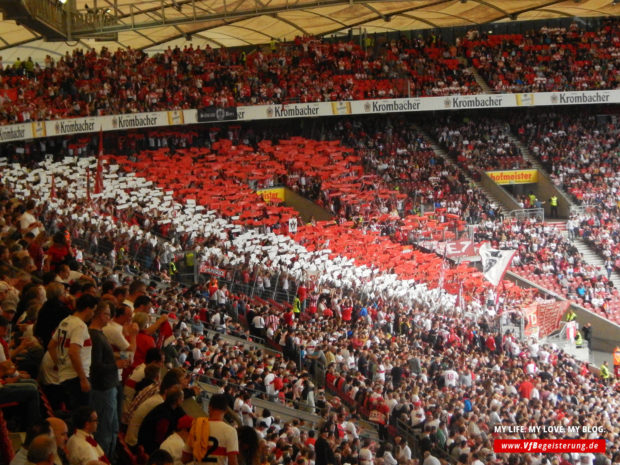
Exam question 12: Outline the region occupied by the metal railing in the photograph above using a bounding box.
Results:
[506,207,544,222]
[23,0,67,31]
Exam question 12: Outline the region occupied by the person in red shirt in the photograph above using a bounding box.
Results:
[518,378,534,399]
[283,308,295,328]
[485,334,496,353]
[341,304,353,322]
[47,231,72,272]
[132,312,156,368]
[297,283,307,311]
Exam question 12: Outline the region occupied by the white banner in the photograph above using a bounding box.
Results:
[479,242,516,287]
[0,89,617,143]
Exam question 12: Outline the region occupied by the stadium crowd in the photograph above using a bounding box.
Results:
[514,111,620,281]
[461,18,620,93]
[428,116,530,177]
[0,159,619,465]
[0,18,618,125]
[0,35,478,125]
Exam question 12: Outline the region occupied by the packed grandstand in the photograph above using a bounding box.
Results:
[0,12,619,465]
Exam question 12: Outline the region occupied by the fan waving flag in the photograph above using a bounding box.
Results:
[479,242,516,287]
[94,127,104,195]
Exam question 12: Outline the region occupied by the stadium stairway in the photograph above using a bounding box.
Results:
[506,133,575,208]
[507,132,620,292]
[415,124,509,214]
[572,237,620,292]
[467,66,494,94]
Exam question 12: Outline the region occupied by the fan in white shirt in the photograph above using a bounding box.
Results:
[160,415,193,465]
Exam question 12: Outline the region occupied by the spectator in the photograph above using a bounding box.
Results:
[89,299,130,459]
[66,406,109,465]
[138,385,185,454]
[160,414,193,465]
[182,394,239,465]
[26,435,57,465]
[46,294,99,410]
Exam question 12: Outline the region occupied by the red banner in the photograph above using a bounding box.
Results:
[199,263,226,277]
[537,300,570,338]
[419,239,475,258]
[522,304,538,338]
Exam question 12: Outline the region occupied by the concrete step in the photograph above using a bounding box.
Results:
[573,237,620,290]
[506,133,575,208]
[416,125,507,214]
[467,66,493,93]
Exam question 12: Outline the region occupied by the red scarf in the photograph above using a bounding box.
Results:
[85,435,110,464]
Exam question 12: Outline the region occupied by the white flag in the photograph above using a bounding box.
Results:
[479,242,516,287]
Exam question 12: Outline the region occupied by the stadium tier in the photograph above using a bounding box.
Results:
[0,14,619,465]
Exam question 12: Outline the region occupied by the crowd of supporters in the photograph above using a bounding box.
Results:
[428,116,529,177]
[0,160,619,465]
[514,111,620,280]
[0,35,477,125]
[0,18,618,125]
[460,18,620,93]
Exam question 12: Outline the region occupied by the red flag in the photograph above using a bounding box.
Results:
[95,127,104,195]
[50,175,56,200]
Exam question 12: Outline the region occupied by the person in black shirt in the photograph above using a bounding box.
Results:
[314,427,336,465]
[138,385,185,454]
[89,300,130,460]
[34,282,71,349]
[582,322,592,349]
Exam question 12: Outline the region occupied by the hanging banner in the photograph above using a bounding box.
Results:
[479,242,516,287]
[522,303,539,338]
[536,300,570,338]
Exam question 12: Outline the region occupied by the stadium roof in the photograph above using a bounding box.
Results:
[0,0,618,60]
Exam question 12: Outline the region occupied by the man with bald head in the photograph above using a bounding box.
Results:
[27,435,57,465]
[47,417,69,465]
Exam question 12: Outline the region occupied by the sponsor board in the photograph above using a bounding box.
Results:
[197,106,238,122]
[265,103,322,118]
[550,91,611,105]
[331,101,352,115]
[111,113,161,130]
[0,124,29,142]
[362,98,422,113]
[52,117,97,135]
[444,95,504,109]
[487,169,538,185]
[256,187,285,204]
[167,110,184,125]
[32,121,46,138]
[516,93,535,106]
[0,89,617,144]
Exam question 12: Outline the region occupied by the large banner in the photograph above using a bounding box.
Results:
[487,169,538,185]
[418,239,476,258]
[0,89,618,144]
[536,300,570,338]
[522,299,569,339]
[479,242,516,287]
[523,303,539,338]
